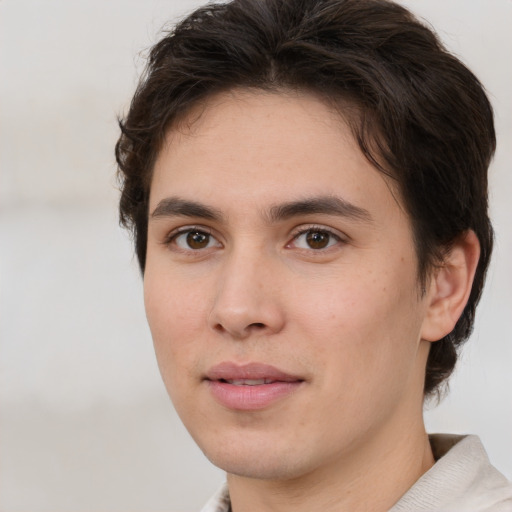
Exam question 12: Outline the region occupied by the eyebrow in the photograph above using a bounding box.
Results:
[267,196,373,224]
[150,195,372,224]
[151,197,224,221]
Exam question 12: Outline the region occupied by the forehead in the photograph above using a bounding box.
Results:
[159,88,356,168]
[150,89,402,222]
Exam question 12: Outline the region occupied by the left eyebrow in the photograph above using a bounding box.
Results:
[150,197,224,221]
[266,196,373,224]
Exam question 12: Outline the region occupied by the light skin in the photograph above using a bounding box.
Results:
[144,89,480,512]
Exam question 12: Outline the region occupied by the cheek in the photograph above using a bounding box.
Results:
[144,271,210,383]
[292,267,423,385]
[295,285,424,438]
[144,262,212,329]
[293,268,407,335]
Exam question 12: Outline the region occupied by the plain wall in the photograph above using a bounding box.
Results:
[1,1,511,511]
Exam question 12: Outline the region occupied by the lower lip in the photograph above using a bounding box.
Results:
[206,380,302,410]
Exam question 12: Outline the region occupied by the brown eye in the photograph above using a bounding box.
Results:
[186,231,210,249]
[171,229,221,251]
[305,230,331,249]
[289,228,341,251]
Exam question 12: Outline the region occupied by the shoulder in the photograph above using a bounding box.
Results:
[391,434,512,512]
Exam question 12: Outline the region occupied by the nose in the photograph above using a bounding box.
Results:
[208,249,285,340]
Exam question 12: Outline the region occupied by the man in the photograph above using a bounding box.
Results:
[116,0,512,510]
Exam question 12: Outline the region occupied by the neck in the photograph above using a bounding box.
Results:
[227,408,434,512]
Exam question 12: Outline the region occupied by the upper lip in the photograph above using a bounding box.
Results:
[205,362,303,383]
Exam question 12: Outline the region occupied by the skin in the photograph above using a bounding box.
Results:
[144,89,479,512]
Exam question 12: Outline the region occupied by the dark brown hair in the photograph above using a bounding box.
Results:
[116,0,495,396]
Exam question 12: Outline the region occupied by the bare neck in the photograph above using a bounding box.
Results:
[227,416,434,512]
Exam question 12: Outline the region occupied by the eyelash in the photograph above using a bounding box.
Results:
[163,226,218,251]
[288,225,344,251]
[163,225,345,252]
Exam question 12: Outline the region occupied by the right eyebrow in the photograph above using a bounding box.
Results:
[150,197,224,222]
[267,195,373,224]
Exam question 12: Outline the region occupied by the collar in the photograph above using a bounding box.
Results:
[200,435,512,512]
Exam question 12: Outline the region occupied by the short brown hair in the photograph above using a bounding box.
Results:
[116,0,495,396]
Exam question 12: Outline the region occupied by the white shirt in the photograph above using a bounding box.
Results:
[200,434,512,512]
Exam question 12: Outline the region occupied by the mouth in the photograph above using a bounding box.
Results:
[204,362,304,410]
[218,378,281,386]
[205,361,303,382]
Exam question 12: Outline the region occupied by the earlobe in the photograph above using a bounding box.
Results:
[421,230,480,342]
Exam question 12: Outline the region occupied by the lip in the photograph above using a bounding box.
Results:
[204,362,304,411]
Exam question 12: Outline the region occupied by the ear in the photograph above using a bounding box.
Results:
[421,230,481,342]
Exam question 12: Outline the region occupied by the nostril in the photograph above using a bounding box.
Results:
[249,322,266,329]
[213,323,225,333]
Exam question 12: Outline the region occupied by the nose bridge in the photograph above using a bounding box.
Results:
[209,241,284,339]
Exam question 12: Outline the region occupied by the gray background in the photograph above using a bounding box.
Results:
[1,1,511,511]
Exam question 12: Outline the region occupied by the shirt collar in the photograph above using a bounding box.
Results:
[200,435,512,512]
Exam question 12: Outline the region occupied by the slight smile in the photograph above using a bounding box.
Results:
[205,362,305,411]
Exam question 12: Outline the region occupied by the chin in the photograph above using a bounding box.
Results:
[196,431,318,481]
[206,449,304,480]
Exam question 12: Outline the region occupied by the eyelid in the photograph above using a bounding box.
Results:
[160,223,346,251]
[163,225,222,249]
[164,224,210,241]
[287,224,347,249]
[290,224,346,239]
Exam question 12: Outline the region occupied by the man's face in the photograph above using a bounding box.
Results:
[144,90,433,480]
